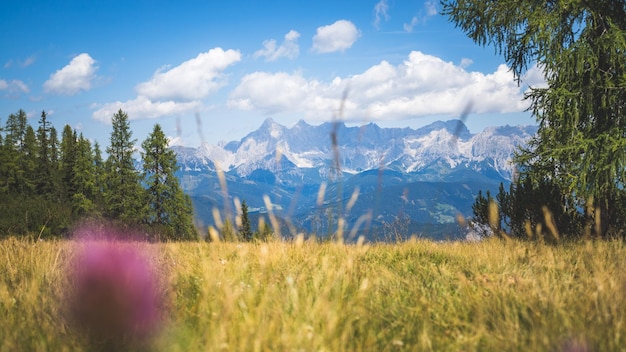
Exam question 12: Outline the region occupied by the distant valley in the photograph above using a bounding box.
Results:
[173,118,538,241]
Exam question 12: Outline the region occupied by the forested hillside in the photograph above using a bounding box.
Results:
[0,109,196,240]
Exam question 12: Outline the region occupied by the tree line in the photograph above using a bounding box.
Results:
[443,1,626,239]
[0,109,196,240]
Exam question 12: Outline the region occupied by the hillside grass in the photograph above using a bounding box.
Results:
[1,237,625,351]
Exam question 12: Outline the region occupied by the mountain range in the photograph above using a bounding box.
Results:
[173,118,538,241]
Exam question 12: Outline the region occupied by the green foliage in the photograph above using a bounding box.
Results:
[0,108,198,239]
[472,179,585,241]
[443,0,626,237]
[36,111,55,196]
[104,109,147,225]
[71,135,97,217]
[141,124,197,240]
[221,218,237,242]
[254,217,274,242]
[238,200,253,241]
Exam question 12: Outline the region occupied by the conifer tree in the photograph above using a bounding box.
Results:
[20,126,38,195]
[92,141,105,210]
[59,125,77,201]
[239,200,253,242]
[104,109,146,224]
[71,134,97,216]
[36,110,55,196]
[141,123,196,240]
[2,110,28,194]
[444,0,626,237]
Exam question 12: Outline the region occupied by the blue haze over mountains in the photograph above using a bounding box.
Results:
[173,118,538,241]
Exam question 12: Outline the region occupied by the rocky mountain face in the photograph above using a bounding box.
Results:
[173,118,537,241]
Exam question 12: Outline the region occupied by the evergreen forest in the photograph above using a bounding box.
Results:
[0,108,197,240]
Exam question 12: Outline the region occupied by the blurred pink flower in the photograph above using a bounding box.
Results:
[69,231,162,348]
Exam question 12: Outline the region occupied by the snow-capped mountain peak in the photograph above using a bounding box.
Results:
[175,118,537,184]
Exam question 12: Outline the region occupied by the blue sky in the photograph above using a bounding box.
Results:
[0,0,542,148]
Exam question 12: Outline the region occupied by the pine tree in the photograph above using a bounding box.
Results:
[20,126,38,195]
[443,1,626,237]
[141,123,196,240]
[238,200,253,242]
[36,110,55,196]
[59,125,77,201]
[92,141,105,210]
[104,109,146,224]
[2,110,29,194]
[71,134,97,216]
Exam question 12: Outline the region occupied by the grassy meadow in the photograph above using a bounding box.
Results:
[1,236,625,351]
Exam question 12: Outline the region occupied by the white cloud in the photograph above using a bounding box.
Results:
[522,64,548,89]
[228,71,346,115]
[93,47,242,123]
[312,20,360,54]
[404,1,438,32]
[92,96,201,123]
[136,48,241,101]
[403,17,419,33]
[167,136,185,147]
[254,30,300,61]
[373,0,390,29]
[21,56,36,68]
[424,0,438,16]
[44,53,97,95]
[228,51,533,121]
[459,58,473,68]
[0,79,30,94]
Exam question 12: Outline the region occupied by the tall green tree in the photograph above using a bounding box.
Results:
[105,109,146,224]
[20,126,38,195]
[238,200,253,242]
[1,110,29,194]
[443,0,626,237]
[59,125,77,201]
[71,134,97,216]
[36,110,55,196]
[92,141,105,210]
[141,123,196,240]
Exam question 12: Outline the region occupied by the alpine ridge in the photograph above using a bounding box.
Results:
[173,118,538,240]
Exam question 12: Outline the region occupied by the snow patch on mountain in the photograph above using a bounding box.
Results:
[174,118,537,183]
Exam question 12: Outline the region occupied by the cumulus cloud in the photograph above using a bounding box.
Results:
[44,53,97,95]
[93,47,241,122]
[0,79,30,94]
[254,30,300,61]
[92,96,201,123]
[136,48,241,101]
[404,1,438,32]
[373,0,390,29]
[312,20,360,54]
[228,51,533,121]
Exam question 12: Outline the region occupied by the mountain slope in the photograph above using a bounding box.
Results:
[173,118,537,240]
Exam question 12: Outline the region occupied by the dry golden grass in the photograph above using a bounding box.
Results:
[1,237,625,351]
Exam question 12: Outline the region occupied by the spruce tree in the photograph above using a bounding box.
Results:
[92,141,105,211]
[2,110,29,194]
[104,109,146,224]
[59,125,77,201]
[20,126,38,195]
[141,123,196,240]
[71,134,97,216]
[239,200,253,242]
[36,110,54,196]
